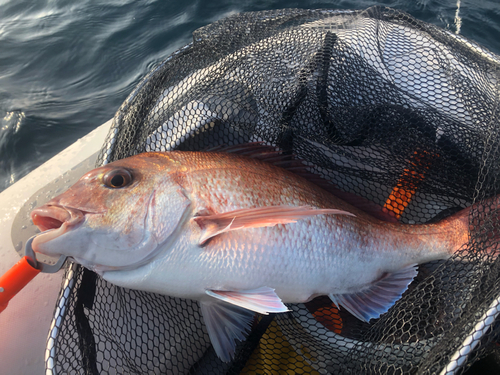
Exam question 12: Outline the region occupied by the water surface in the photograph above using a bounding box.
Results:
[0,0,498,191]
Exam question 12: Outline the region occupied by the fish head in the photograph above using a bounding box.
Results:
[30,153,191,274]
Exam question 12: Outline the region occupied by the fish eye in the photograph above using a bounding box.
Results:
[103,169,133,188]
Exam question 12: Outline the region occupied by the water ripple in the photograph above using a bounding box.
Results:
[0,0,498,192]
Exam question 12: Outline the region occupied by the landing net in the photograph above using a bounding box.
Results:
[45,7,500,374]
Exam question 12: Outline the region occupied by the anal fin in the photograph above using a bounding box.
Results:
[329,265,418,322]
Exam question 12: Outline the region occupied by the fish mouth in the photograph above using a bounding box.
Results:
[31,205,86,250]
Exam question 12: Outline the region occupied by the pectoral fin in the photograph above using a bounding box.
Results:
[329,265,418,322]
[193,205,354,244]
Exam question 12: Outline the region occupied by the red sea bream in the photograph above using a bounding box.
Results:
[30,147,470,361]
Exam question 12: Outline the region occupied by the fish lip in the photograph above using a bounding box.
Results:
[32,205,80,229]
[30,205,97,251]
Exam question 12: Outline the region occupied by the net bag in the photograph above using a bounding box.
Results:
[44,6,500,374]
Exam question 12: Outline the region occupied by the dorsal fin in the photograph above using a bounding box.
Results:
[207,143,399,223]
[204,142,280,156]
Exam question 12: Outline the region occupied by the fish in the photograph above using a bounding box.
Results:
[30,145,471,362]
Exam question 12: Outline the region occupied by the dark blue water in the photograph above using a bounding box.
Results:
[0,0,499,192]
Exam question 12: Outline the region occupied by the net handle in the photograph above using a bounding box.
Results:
[0,256,41,313]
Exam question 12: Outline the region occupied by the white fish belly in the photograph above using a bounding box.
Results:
[104,215,414,303]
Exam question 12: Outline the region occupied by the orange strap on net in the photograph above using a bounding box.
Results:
[305,149,438,335]
[0,256,41,313]
[384,150,438,219]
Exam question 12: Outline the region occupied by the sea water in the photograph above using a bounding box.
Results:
[0,0,499,192]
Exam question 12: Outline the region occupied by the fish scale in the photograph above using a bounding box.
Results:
[30,149,471,362]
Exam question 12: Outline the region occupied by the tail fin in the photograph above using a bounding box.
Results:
[437,195,500,258]
[459,195,500,257]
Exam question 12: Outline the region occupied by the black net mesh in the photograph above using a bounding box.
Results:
[45,6,500,374]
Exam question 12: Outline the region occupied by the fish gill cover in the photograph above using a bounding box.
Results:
[45,6,500,375]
